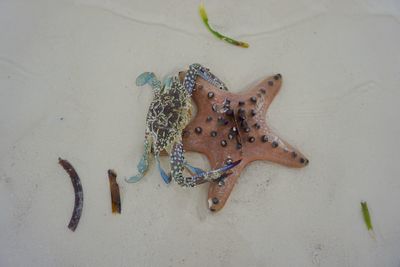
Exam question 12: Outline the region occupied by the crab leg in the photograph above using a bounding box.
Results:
[170,142,241,187]
[155,154,172,184]
[136,72,162,92]
[184,63,228,95]
[183,161,205,176]
[126,134,152,183]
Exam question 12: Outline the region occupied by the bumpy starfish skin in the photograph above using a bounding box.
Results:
[181,72,309,212]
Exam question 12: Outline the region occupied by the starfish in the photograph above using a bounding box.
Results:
[180,72,309,212]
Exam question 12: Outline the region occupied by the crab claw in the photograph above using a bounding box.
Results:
[217,159,241,173]
[170,142,241,187]
[192,159,241,186]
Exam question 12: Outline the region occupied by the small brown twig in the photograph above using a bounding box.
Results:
[108,169,121,214]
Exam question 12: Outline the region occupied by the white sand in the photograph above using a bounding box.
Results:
[1,0,400,266]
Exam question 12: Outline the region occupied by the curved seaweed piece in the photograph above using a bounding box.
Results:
[58,158,83,231]
[199,3,249,48]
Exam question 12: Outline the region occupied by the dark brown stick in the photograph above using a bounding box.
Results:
[58,157,83,231]
[108,169,121,214]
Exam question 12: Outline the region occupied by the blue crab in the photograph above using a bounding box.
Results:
[127,64,241,187]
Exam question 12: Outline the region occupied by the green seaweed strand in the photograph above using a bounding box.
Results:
[361,201,373,231]
[199,3,249,48]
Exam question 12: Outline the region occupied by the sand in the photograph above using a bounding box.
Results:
[1,0,400,266]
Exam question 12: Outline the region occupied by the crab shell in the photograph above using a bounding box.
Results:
[146,76,192,155]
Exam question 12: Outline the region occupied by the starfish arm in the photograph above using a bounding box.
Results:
[249,129,309,168]
[207,161,247,212]
[193,148,246,212]
[246,74,283,111]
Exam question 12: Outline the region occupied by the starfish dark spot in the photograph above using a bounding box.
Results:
[195,127,202,134]
[212,197,220,205]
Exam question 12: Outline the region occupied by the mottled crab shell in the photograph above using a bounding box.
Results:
[146,77,192,154]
